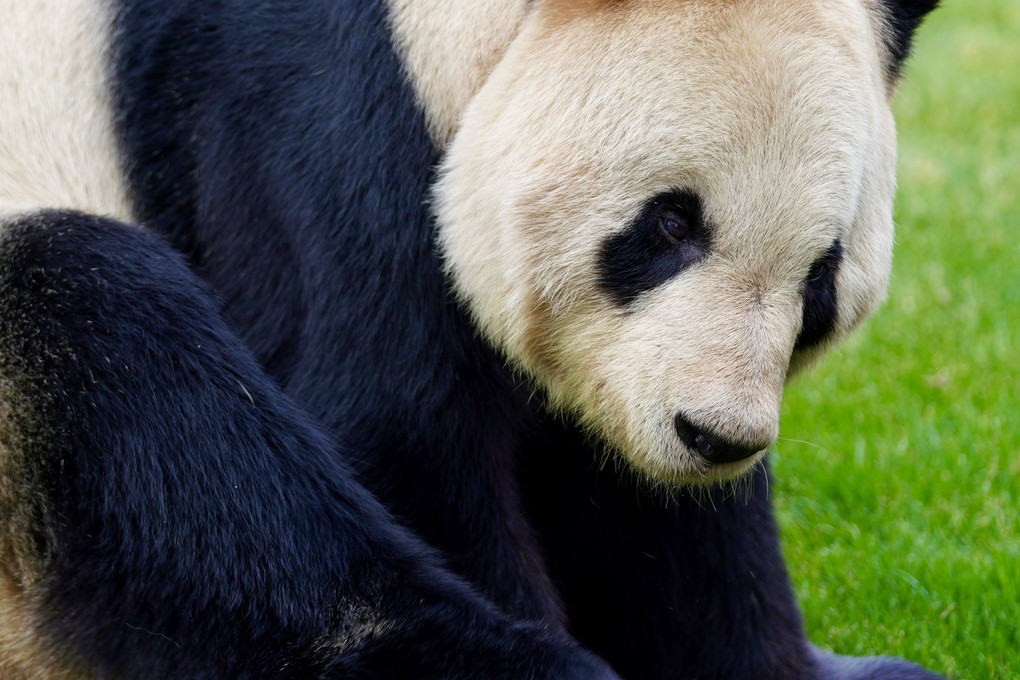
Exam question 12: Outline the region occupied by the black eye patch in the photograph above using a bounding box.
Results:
[794,239,843,351]
[597,189,712,307]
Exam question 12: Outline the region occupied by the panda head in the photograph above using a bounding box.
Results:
[433,0,937,484]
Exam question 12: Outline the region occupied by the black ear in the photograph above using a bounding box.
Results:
[881,0,940,78]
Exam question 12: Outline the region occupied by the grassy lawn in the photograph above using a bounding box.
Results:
[773,2,1020,679]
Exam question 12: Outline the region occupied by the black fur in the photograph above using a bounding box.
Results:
[880,0,941,79]
[0,211,616,680]
[522,425,944,680]
[113,0,565,626]
[598,189,711,307]
[795,239,843,351]
[103,1,945,678]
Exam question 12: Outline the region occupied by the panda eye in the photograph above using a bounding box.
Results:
[657,213,688,243]
[806,261,828,282]
[804,241,841,285]
[795,239,843,351]
[597,188,711,306]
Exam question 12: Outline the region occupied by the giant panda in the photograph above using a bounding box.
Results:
[0,0,945,679]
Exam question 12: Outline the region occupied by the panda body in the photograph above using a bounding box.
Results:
[0,0,945,679]
[0,212,616,680]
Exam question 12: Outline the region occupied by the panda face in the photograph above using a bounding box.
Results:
[435,0,898,484]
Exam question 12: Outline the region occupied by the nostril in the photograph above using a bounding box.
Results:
[673,413,710,457]
[673,412,766,465]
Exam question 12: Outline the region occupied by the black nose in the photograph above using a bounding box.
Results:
[673,412,765,464]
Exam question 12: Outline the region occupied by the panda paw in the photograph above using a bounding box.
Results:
[812,646,948,680]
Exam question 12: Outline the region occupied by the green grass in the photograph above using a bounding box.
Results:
[773,2,1020,678]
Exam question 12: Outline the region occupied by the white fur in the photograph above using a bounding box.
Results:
[434,0,898,483]
[386,0,529,149]
[0,0,133,224]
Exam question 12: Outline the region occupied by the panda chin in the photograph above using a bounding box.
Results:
[651,447,766,489]
[589,419,768,488]
[548,377,780,487]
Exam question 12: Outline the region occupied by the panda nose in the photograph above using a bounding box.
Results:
[673,412,766,464]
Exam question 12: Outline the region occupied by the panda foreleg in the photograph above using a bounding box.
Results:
[0,210,617,680]
[810,647,948,680]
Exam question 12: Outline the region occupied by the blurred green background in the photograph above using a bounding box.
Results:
[773,1,1020,678]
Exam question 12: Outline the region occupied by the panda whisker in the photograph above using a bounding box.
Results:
[776,436,821,448]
